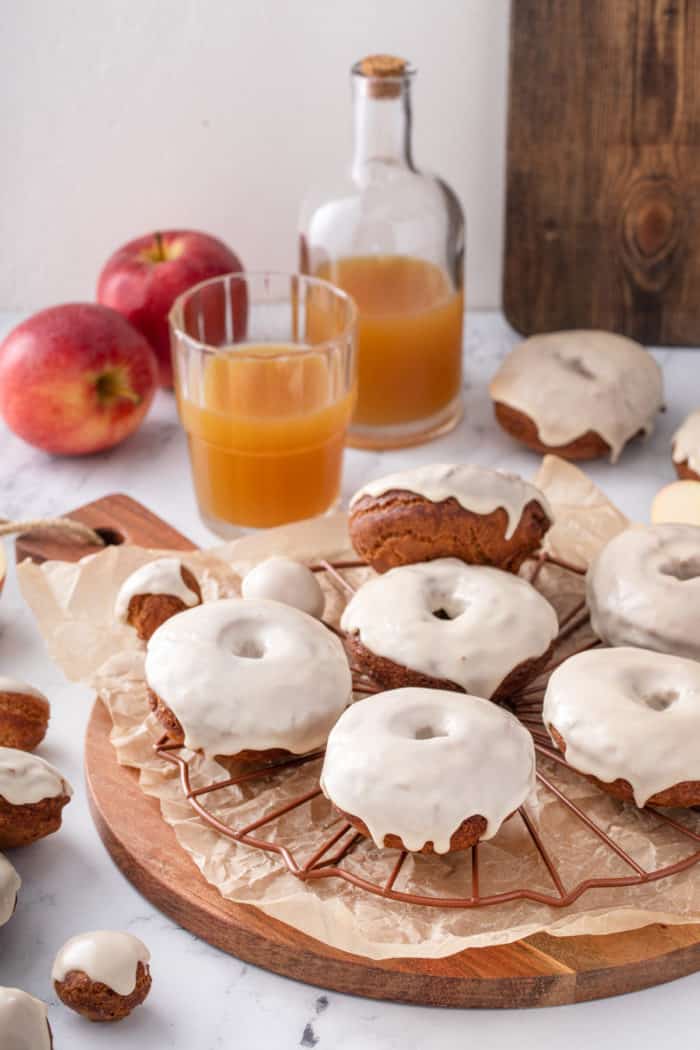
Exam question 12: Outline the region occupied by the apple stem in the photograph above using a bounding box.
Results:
[95,369,141,406]
[154,231,165,262]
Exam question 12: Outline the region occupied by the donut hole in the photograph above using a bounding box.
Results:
[659,557,700,582]
[430,597,467,621]
[233,639,266,659]
[389,708,451,740]
[640,688,679,712]
[557,352,596,380]
[223,623,268,660]
[413,723,449,740]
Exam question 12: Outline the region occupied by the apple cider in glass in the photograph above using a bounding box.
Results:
[170,273,356,535]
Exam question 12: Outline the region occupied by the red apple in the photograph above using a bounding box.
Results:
[97,230,245,387]
[0,303,158,455]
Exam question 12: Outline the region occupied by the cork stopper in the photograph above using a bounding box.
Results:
[355,54,410,99]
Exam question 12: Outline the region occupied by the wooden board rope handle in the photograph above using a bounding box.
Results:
[0,516,105,547]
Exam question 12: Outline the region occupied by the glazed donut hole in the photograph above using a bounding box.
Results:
[0,689,50,752]
[555,350,597,381]
[624,669,681,713]
[658,555,700,581]
[387,705,453,741]
[428,590,468,621]
[226,631,267,660]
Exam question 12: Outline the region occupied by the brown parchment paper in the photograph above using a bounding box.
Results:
[16,459,700,960]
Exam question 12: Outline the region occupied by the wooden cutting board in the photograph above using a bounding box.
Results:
[15,494,700,1007]
[504,0,700,345]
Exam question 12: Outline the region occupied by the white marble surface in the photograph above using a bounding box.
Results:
[0,310,699,1047]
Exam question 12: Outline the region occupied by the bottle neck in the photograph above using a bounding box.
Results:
[351,74,414,177]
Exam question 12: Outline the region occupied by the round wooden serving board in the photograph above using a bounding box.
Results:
[21,494,700,1008]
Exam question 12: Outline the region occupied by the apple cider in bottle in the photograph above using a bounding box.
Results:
[300,55,465,449]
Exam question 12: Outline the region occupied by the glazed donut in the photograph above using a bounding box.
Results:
[0,852,20,927]
[489,331,663,462]
[340,558,558,700]
[0,677,50,751]
[53,931,152,1023]
[0,988,52,1049]
[115,558,202,641]
[544,647,700,807]
[587,524,700,661]
[241,557,325,618]
[145,598,352,758]
[349,463,552,573]
[321,688,535,853]
[672,409,700,481]
[0,747,72,849]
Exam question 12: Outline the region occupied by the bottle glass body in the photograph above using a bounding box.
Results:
[300,60,465,449]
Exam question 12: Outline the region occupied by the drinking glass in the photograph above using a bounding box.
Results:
[170,272,357,536]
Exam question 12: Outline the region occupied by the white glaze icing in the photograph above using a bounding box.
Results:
[0,677,48,704]
[0,747,72,806]
[0,987,51,1050]
[587,523,700,661]
[543,646,700,806]
[0,853,20,927]
[145,598,352,755]
[673,409,700,475]
[241,557,325,619]
[489,330,664,462]
[340,558,558,698]
[320,688,535,853]
[115,557,199,621]
[52,930,150,996]
[652,480,700,527]
[350,463,552,541]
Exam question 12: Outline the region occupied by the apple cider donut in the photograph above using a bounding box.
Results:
[0,852,21,927]
[489,331,663,462]
[587,523,700,661]
[0,747,72,848]
[341,558,558,700]
[145,598,352,759]
[53,931,152,1023]
[321,688,535,853]
[672,409,700,481]
[115,557,202,641]
[544,647,700,807]
[0,988,52,1049]
[349,463,552,573]
[0,677,50,751]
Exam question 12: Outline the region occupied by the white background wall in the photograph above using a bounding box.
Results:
[0,0,510,313]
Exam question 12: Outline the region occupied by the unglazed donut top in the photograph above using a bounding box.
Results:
[320,688,535,852]
[340,558,558,698]
[489,331,663,462]
[673,409,700,474]
[0,988,50,1050]
[52,930,150,996]
[115,557,199,621]
[0,853,20,927]
[544,647,700,806]
[0,677,47,703]
[0,747,72,806]
[350,463,552,540]
[145,598,352,755]
[241,557,325,619]
[586,524,700,661]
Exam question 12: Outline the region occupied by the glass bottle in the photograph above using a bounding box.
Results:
[299,54,465,449]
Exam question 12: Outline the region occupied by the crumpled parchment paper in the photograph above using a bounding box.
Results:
[16,459,700,960]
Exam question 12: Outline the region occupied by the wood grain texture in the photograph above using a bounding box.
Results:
[504,0,700,345]
[20,493,700,1007]
[15,493,193,564]
[85,700,700,1007]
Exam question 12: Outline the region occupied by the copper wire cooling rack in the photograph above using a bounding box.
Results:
[155,555,700,910]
